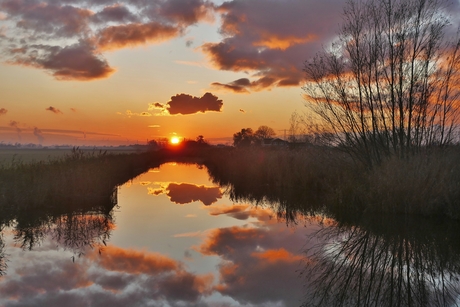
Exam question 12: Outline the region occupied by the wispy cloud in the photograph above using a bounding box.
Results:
[46,106,63,114]
[174,60,203,67]
[33,127,44,144]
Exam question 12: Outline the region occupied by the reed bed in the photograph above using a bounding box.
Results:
[0,148,162,209]
[202,146,460,220]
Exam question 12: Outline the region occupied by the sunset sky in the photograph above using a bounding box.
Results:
[1,0,459,146]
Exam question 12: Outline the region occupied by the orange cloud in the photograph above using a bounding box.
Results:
[0,108,7,115]
[251,248,304,263]
[254,33,318,51]
[96,22,180,51]
[95,245,178,275]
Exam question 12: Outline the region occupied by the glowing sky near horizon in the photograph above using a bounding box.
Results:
[1,0,459,146]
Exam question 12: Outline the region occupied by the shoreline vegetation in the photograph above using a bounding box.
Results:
[0,142,459,223]
[203,146,460,221]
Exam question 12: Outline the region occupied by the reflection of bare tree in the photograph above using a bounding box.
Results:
[50,212,113,257]
[13,215,49,251]
[13,210,114,258]
[0,231,7,276]
[303,216,460,307]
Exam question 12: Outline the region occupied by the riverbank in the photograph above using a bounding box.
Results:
[1,144,459,220]
[0,148,161,209]
[202,146,460,220]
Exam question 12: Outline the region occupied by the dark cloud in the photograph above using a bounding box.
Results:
[1,0,92,37]
[91,4,139,24]
[164,92,223,115]
[70,108,76,112]
[204,0,348,92]
[11,41,115,81]
[0,108,7,115]
[239,109,245,113]
[185,38,194,47]
[46,106,63,114]
[212,78,250,93]
[0,245,214,307]
[156,0,214,25]
[166,183,223,206]
[0,0,213,80]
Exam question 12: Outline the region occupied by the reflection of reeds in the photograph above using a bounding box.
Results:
[0,148,167,274]
[203,146,460,220]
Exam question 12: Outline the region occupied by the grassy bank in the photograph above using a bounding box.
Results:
[202,146,460,220]
[0,148,162,209]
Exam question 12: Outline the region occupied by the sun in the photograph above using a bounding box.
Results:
[170,136,180,145]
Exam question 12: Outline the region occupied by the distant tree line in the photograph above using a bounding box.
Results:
[233,126,276,147]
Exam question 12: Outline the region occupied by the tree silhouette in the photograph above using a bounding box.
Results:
[196,135,206,144]
[254,126,276,143]
[233,128,254,147]
[303,0,460,167]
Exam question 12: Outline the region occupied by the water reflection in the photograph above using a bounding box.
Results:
[146,182,223,205]
[1,162,459,306]
[207,164,460,306]
[302,215,460,307]
[0,163,313,307]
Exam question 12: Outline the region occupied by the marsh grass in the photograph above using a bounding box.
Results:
[0,147,162,209]
[203,146,460,220]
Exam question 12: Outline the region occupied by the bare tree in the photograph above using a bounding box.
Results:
[255,125,276,140]
[303,0,460,167]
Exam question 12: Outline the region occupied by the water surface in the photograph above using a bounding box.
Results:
[1,162,460,307]
[0,163,317,307]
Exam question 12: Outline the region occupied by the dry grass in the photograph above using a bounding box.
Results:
[0,148,162,209]
[203,146,460,220]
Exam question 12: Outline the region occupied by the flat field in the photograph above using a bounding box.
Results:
[0,147,144,166]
